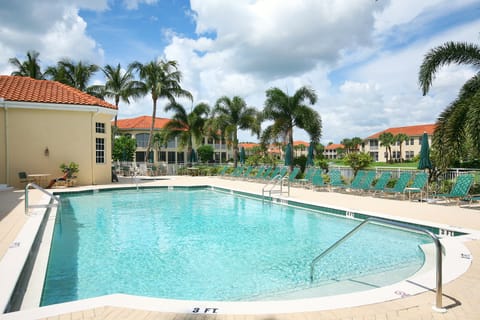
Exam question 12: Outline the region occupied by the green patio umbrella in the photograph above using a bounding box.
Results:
[417,132,432,170]
[284,143,292,166]
[239,146,246,165]
[306,143,315,166]
[190,149,197,163]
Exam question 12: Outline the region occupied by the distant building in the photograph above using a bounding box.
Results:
[116,115,231,164]
[323,143,345,159]
[362,124,435,162]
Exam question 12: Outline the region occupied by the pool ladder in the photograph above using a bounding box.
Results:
[24,182,60,215]
[309,217,446,312]
[262,174,289,200]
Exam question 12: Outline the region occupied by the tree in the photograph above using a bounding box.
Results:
[394,133,409,162]
[95,63,144,129]
[379,132,394,163]
[113,135,136,161]
[419,41,480,166]
[344,152,373,176]
[262,86,322,170]
[197,145,214,163]
[9,50,44,79]
[130,59,193,162]
[44,59,99,94]
[163,102,210,164]
[212,96,261,168]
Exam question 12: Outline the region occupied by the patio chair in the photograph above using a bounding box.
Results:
[218,165,229,176]
[379,171,412,198]
[346,171,376,193]
[278,166,289,178]
[286,167,301,184]
[249,166,266,180]
[403,172,428,201]
[18,171,34,185]
[268,167,281,180]
[434,174,474,205]
[368,171,391,195]
[295,167,316,187]
[240,166,254,179]
[261,167,273,180]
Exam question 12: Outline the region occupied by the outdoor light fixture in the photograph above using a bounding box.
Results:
[44,147,49,157]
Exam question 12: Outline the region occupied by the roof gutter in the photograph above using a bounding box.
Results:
[4,101,117,115]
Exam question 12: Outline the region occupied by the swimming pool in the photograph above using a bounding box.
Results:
[40,187,433,306]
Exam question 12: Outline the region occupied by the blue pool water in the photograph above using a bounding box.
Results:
[41,188,431,306]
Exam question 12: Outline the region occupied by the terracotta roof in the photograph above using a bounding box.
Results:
[293,140,310,147]
[367,124,436,139]
[0,75,116,110]
[239,143,259,149]
[116,115,172,130]
[325,143,345,150]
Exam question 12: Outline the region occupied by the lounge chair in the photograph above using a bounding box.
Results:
[346,171,376,193]
[295,167,316,187]
[434,174,474,205]
[250,166,266,180]
[327,169,346,190]
[268,167,281,180]
[368,171,391,195]
[240,166,254,179]
[403,172,428,201]
[379,171,412,198]
[278,166,288,178]
[217,166,229,176]
[311,170,327,191]
[286,167,301,184]
[261,167,273,180]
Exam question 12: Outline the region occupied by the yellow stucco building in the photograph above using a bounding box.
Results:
[0,76,117,189]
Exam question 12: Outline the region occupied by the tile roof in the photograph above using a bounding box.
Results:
[116,115,172,130]
[367,123,436,139]
[0,75,117,110]
[293,140,310,147]
[325,143,345,150]
[239,143,259,149]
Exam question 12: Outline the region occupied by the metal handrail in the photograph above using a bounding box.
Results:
[262,175,289,199]
[309,217,446,312]
[25,183,60,215]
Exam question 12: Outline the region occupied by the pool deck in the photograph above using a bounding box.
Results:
[1,175,480,319]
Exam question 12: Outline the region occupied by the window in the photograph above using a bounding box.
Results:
[96,138,105,163]
[158,151,166,162]
[136,151,145,162]
[410,138,414,145]
[135,133,149,148]
[419,137,422,145]
[177,152,185,163]
[167,138,176,148]
[95,122,105,133]
[168,151,176,163]
[369,140,378,147]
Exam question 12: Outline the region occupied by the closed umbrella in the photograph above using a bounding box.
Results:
[417,132,432,170]
[417,132,432,200]
[306,143,314,167]
[284,143,292,166]
[239,147,246,165]
[190,149,197,163]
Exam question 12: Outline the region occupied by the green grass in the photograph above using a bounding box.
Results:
[371,162,418,168]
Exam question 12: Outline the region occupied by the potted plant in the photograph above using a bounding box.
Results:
[60,162,79,178]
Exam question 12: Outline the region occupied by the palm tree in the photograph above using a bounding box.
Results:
[262,86,322,170]
[94,63,144,129]
[394,133,409,162]
[130,59,193,161]
[419,41,480,166]
[379,132,394,163]
[9,50,44,79]
[212,96,261,168]
[44,59,99,94]
[163,102,210,164]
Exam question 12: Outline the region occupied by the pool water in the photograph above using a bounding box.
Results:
[41,188,431,306]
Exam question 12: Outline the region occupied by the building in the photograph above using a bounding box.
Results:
[0,75,117,188]
[115,115,231,164]
[362,124,435,162]
[323,143,345,159]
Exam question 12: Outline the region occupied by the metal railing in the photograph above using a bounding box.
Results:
[309,217,446,312]
[24,183,60,215]
[262,175,289,200]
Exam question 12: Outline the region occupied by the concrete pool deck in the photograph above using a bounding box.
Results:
[1,175,480,319]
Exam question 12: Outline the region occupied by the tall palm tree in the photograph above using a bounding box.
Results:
[94,63,144,128]
[130,59,193,161]
[262,86,322,170]
[44,59,99,94]
[419,41,480,166]
[394,133,409,161]
[9,50,44,79]
[163,102,210,164]
[379,132,394,163]
[212,96,261,168]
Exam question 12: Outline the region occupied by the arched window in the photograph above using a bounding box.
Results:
[135,133,149,148]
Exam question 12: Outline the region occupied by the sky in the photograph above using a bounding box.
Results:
[1,0,480,144]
